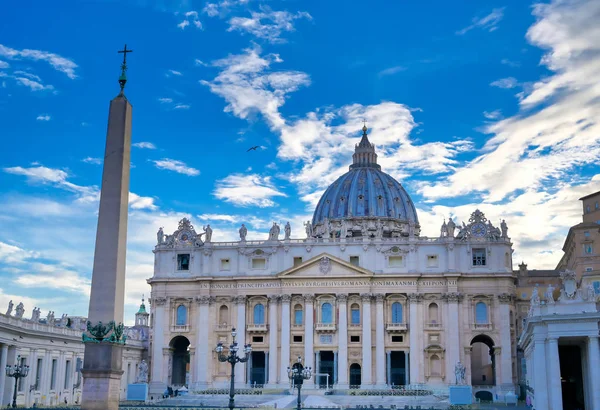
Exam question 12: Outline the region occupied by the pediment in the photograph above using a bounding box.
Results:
[278,253,373,278]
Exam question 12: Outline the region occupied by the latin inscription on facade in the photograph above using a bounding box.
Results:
[202,279,457,289]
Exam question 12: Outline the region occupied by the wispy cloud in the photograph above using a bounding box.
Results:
[490,77,519,89]
[483,110,502,120]
[213,173,286,207]
[227,6,312,43]
[132,142,157,149]
[197,213,239,223]
[15,77,54,91]
[378,65,406,77]
[194,59,209,66]
[177,10,202,29]
[456,8,505,35]
[36,114,51,121]
[166,69,183,77]
[82,157,102,165]
[203,0,251,17]
[0,60,9,69]
[501,58,521,68]
[0,44,78,79]
[174,104,190,110]
[151,158,200,176]
[158,97,173,103]
[14,70,41,81]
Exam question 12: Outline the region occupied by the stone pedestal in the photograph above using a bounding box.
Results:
[126,383,148,401]
[449,385,473,405]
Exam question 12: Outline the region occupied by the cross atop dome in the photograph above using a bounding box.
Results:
[350,124,380,170]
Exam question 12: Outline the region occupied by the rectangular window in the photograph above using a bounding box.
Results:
[391,335,403,343]
[252,258,266,269]
[17,357,26,391]
[51,359,57,390]
[293,335,303,343]
[293,257,303,267]
[35,358,43,390]
[294,309,303,325]
[585,231,590,237]
[252,336,264,343]
[584,244,593,254]
[64,360,71,390]
[472,248,486,266]
[350,335,360,343]
[351,308,360,325]
[177,254,190,270]
[594,281,600,295]
[388,256,403,267]
[586,267,593,272]
[220,259,230,270]
[427,255,438,267]
[350,256,360,266]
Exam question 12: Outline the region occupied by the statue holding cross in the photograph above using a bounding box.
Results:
[117,44,133,92]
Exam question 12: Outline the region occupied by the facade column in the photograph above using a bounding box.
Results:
[547,337,563,410]
[404,351,410,385]
[303,295,314,387]
[444,293,460,384]
[587,336,600,410]
[361,293,372,387]
[386,352,391,386]
[498,294,513,390]
[28,349,38,407]
[337,294,348,387]
[463,347,472,386]
[374,294,386,387]
[0,344,8,406]
[149,297,167,395]
[408,293,422,384]
[194,296,211,388]
[279,295,291,387]
[532,336,549,409]
[267,295,279,386]
[234,296,247,386]
[446,241,456,271]
[333,352,338,385]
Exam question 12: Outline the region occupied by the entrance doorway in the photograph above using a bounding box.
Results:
[470,335,495,386]
[170,336,190,387]
[250,351,266,386]
[349,363,361,387]
[390,351,407,386]
[318,351,334,388]
[559,345,585,410]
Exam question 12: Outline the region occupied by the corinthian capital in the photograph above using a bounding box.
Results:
[336,293,348,303]
[360,293,372,302]
[151,297,167,306]
[280,294,292,303]
[408,293,423,303]
[374,293,385,303]
[497,293,513,304]
[195,296,211,305]
[234,296,246,305]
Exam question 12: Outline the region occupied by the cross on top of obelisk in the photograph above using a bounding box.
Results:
[117,44,133,93]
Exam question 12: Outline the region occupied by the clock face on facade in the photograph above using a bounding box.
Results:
[179,231,192,242]
[470,222,486,237]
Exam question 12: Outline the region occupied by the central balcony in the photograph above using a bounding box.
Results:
[170,325,190,333]
[246,324,269,333]
[385,323,408,333]
[315,323,337,333]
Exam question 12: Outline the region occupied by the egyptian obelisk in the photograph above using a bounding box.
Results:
[81,45,133,410]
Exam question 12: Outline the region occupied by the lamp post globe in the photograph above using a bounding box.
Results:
[5,355,30,408]
[287,356,312,410]
[215,327,251,410]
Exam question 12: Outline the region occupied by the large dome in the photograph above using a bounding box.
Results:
[310,126,419,239]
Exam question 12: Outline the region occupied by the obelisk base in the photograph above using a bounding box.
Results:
[81,344,125,410]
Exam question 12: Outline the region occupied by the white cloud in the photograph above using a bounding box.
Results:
[197,213,239,223]
[36,114,51,121]
[177,19,190,29]
[14,70,41,81]
[195,59,208,66]
[501,58,521,68]
[378,66,406,77]
[174,104,190,109]
[15,77,54,91]
[490,77,519,89]
[227,6,312,43]
[82,157,102,165]
[213,173,287,207]
[0,44,78,79]
[151,158,200,176]
[133,142,157,149]
[0,241,39,264]
[483,110,502,120]
[456,8,505,35]
[0,60,8,69]
[129,193,157,210]
[177,10,202,30]
[167,69,182,76]
[158,97,173,103]
[203,0,250,17]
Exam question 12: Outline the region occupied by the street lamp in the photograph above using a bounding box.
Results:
[287,356,312,410]
[215,327,252,410]
[5,355,30,408]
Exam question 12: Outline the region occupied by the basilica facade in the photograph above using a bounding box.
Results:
[147,126,516,399]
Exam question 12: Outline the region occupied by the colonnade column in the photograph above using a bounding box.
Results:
[386,352,391,386]
[0,344,7,406]
[532,336,548,408]
[374,294,386,387]
[303,295,314,387]
[149,297,167,394]
[444,293,460,382]
[279,295,291,387]
[361,293,372,387]
[498,293,513,389]
[547,337,563,409]
[337,294,348,387]
[267,295,279,386]
[234,296,247,386]
[408,293,422,384]
[588,336,600,410]
[194,296,211,388]
[28,349,38,407]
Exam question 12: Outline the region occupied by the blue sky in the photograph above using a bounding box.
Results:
[1,0,599,324]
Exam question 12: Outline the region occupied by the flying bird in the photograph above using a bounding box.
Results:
[247,146,260,152]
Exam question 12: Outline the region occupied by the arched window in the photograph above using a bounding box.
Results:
[253,303,265,325]
[176,305,187,326]
[391,302,403,323]
[219,305,229,325]
[428,303,439,324]
[475,302,488,324]
[294,304,303,325]
[586,205,591,213]
[351,303,360,325]
[321,302,333,324]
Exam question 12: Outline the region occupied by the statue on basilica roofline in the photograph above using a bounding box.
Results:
[446,217,456,237]
[545,284,555,304]
[203,225,212,243]
[15,302,25,319]
[530,284,541,306]
[269,222,280,241]
[239,224,247,241]
[5,300,13,316]
[30,307,41,321]
[340,219,348,239]
[47,311,55,325]
[304,221,313,238]
[501,219,508,238]
[284,222,291,240]
[157,227,164,245]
